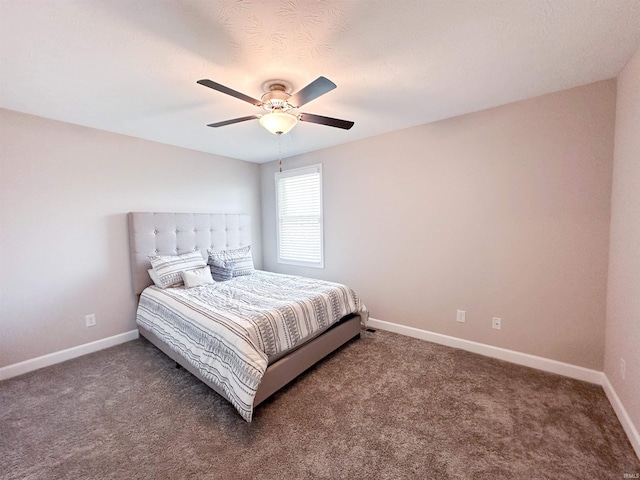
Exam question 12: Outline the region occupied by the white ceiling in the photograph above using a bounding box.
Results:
[1,1,639,164]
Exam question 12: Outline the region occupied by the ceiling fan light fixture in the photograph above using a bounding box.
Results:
[259,111,298,135]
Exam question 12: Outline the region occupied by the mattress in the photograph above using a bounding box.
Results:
[136,270,367,421]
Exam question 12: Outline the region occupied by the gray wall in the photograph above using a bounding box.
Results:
[604,46,640,439]
[0,108,262,367]
[261,80,616,371]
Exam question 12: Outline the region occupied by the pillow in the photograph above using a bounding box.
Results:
[148,250,207,288]
[147,268,163,287]
[207,245,255,277]
[209,259,236,282]
[181,266,215,288]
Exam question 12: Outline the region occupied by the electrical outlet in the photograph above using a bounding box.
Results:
[620,358,626,381]
[456,310,466,323]
[492,317,501,330]
[85,314,96,327]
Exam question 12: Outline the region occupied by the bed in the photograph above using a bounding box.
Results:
[128,212,367,421]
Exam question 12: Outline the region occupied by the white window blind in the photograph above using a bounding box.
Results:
[275,164,324,268]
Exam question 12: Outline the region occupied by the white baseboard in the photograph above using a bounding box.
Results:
[602,375,640,460]
[368,317,640,460]
[0,330,139,381]
[368,318,603,384]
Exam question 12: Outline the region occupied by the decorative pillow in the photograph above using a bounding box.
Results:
[207,245,255,277]
[181,266,215,288]
[148,250,206,288]
[209,259,236,282]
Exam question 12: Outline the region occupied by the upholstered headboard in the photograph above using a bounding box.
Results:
[128,212,251,294]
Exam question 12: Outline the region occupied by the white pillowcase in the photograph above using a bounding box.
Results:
[148,250,207,288]
[181,266,215,288]
[147,268,163,287]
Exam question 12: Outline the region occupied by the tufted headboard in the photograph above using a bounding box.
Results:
[128,212,252,294]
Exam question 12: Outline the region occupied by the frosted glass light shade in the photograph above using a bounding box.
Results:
[259,112,298,135]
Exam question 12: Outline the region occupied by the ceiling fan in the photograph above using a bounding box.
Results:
[197,76,354,135]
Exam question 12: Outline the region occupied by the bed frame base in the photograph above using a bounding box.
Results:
[253,314,362,406]
[139,313,363,409]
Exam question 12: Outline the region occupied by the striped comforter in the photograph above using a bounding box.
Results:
[136,270,367,421]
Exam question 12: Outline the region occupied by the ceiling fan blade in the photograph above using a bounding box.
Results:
[299,113,354,130]
[288,76,337,108]
[206,115,260,128]
[197,79,262,106]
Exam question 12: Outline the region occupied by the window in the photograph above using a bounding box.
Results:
[275,164,324,268]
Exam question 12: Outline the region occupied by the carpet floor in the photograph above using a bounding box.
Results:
[1,330,638,479]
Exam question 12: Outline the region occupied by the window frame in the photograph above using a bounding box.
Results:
[274,164,324,268]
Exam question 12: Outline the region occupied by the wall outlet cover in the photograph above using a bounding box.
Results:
[85,314,96,327]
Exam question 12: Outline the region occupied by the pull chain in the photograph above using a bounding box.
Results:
[278,134,283,172]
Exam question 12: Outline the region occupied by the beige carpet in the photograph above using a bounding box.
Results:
[1,330,638,479]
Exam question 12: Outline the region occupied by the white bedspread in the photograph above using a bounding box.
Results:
[136,270,367,421]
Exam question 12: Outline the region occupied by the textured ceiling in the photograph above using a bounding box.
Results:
[1,0,639,163]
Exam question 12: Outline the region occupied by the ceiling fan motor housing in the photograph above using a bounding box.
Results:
[261,85,292,112]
